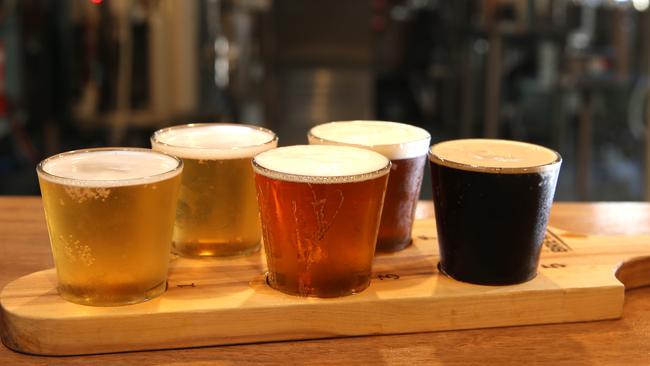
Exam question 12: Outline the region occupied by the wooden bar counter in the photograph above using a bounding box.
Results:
[1,197,649,364]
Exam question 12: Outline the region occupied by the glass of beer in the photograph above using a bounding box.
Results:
[253,145,391,297]
[429,139,562,285]
[308,120,431,252]
[37,148,183,306]
[151,123,278,257]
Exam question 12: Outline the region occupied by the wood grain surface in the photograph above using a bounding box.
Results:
[4,217,646,355]
[0,197,649,364]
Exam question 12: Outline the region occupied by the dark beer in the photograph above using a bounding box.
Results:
[253,145,390,297]
[308,120,430,252]
[379,155,427,251]
[429,139,561,285]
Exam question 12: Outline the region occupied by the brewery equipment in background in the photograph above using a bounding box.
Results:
[0,0,650,202]
[374,0,647,200]
[69,0,270,144]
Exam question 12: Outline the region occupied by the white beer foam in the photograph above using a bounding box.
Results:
[253,145,390,183]
[39,149,182,187]
[309,121,431,160]
[430,139,560,171]
[152,124,277,160]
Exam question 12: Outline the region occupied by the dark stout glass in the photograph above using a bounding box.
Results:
[429,139,561,285]
[253,145,390,297]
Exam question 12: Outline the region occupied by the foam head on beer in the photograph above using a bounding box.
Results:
[151,123,277,160]
[430,139,560,172]
[308,120,431,160]
[253,145,390,181]
[40,149,182,187]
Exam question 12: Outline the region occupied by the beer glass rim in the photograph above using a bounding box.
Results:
[428,138,562,174]
[151,123,278,151]
[36,147,184,185]
[308,120,431,149]
[252,145,392,184]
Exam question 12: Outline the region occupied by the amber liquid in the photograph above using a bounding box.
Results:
[170,157,262,257]
[255,173,388,297]
[39,175,181,306]
[376,155,426,252]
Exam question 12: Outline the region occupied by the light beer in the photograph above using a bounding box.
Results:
[37,148,182,306]
[308,120,431,252]
[429,139,561,285]
[151,123,277,257]
[253,145,390,297]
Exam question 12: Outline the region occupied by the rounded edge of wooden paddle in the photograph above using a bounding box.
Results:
[615,256,650,290]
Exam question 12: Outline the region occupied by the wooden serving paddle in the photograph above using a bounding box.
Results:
[2,218,649,356]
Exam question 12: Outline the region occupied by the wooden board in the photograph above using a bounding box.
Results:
[1,218,649,356]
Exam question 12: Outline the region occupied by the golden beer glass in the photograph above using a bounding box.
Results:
[37,148,183,306]
[151,123,277,257]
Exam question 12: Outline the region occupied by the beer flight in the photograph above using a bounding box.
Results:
[36,121,561,306]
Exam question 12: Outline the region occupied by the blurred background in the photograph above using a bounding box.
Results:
[1,0,649,200]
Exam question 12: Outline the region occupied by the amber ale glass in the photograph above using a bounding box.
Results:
[152,123,277,257]
[429,139,562,285]
[308,120,431,252]
[37,148,183,306]
[253,145,391,297]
